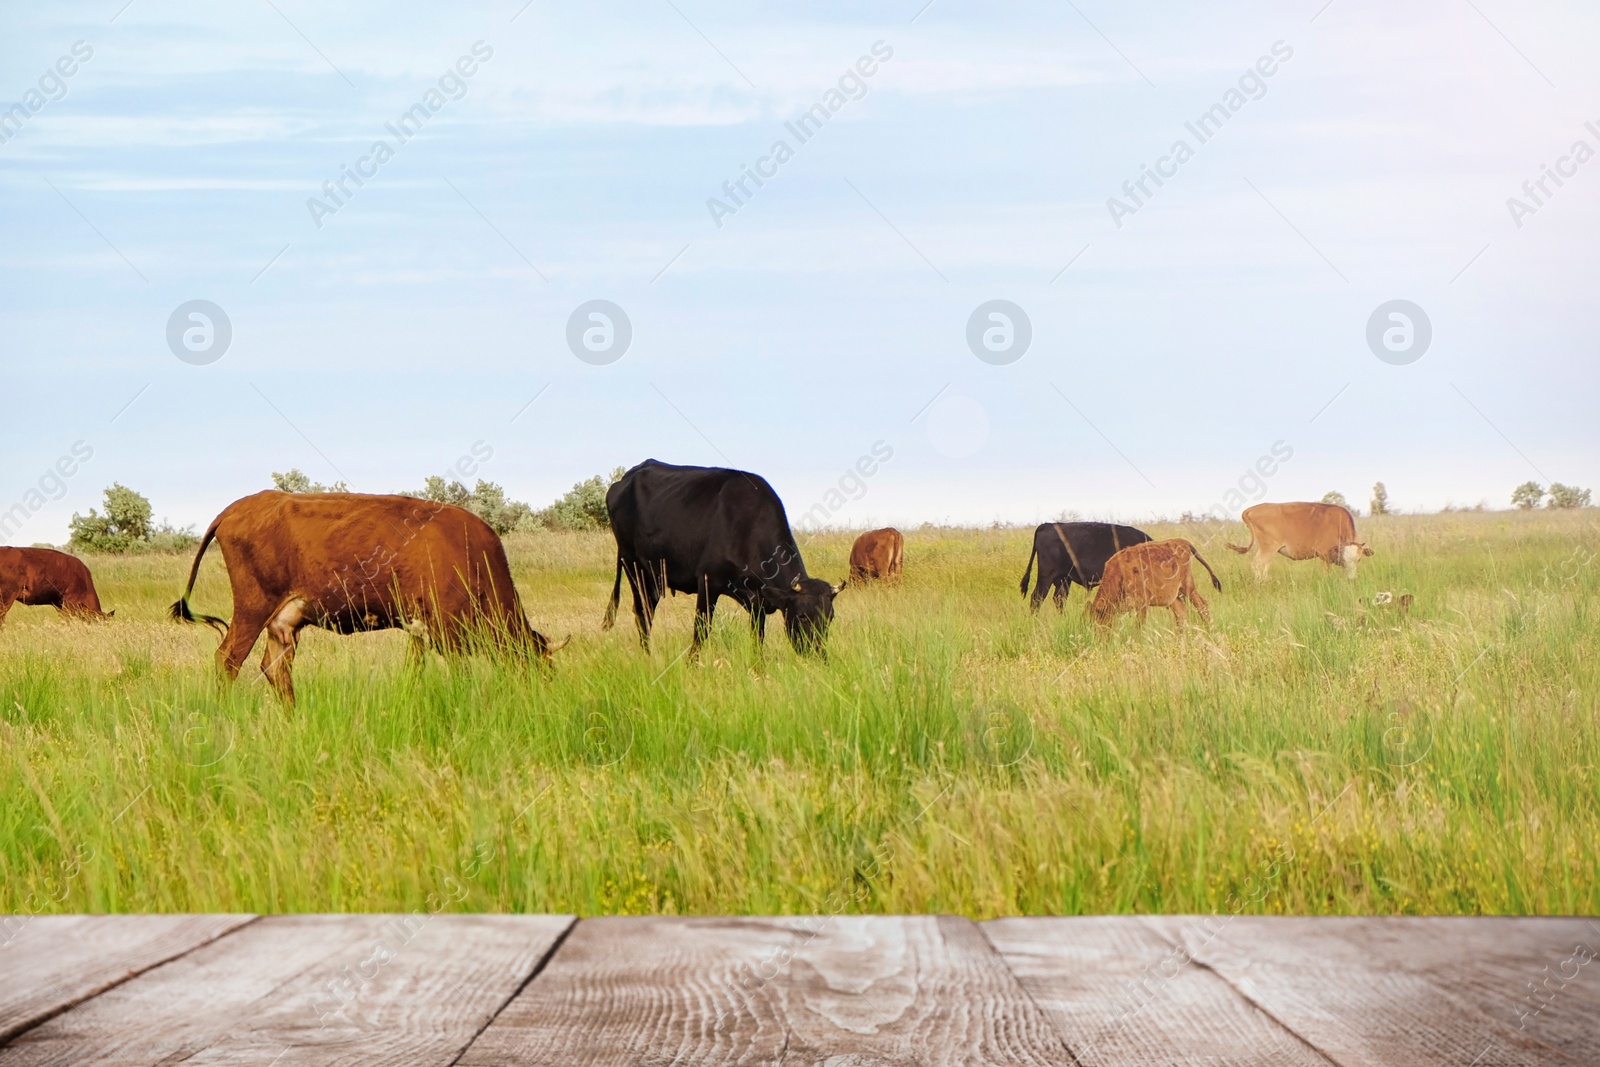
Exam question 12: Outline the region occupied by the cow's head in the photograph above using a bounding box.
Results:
[1340,542,1373,579]
[762,577,845,655]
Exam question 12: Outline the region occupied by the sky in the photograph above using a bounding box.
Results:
[2,0,1597,542]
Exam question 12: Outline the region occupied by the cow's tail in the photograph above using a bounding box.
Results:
[168,517,229,638]
[601,555,623,630]
[1225,531,1253,555]
[1019,540,1038,597]
[1189,543,1223,592]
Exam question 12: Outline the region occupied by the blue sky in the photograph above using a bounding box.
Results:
[3,0,1597,542]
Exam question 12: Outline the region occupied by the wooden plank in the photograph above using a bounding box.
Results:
[0,914,573,1066]
[983,915,1331,1065]
[0,914,254,1044]
[459,914,1076,1066]
[1417,917,1600,1063]
[1158,916,1600,1067]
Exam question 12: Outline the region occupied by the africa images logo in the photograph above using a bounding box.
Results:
[1106,41,1293,228]
[705,41,894,229]
[305,42,493,229]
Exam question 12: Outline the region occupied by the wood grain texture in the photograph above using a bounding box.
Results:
[0,914,573,1066]
[0,914,254,1044]
[1155,915,1600,1067]
[984,915,1331,1066]
[458,914,1076,1066]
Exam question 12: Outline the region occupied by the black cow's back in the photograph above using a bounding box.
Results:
[1023,521,1152,610]
[608,460,805,599]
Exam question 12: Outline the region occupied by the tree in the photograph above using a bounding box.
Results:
[1511,481,1545,509]
[1547,483,1592,509]
[1370,482,1390,516]
[68,484,196,553]
[272,469,348,493]
[1321,490,1349,509]
[69,483,153,552]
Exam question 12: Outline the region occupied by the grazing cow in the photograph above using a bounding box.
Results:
[170,490,563,702]
[849,527,904,585]
[0,547,112,628]
[1228,501,1373,580]
[602,460,844,656]
[1018,522,1152,613]
[1090,538,1222,628]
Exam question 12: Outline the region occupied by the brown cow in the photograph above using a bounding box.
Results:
[848,527,904,585]
[1228,501,1372,580]
[0,547,111,628]
[1090,538,1222,628]
[170,491,563,702]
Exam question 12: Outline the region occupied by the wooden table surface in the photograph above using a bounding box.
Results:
[1,915,1595,1065]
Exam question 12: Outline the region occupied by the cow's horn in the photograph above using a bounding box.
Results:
[792,579,803,592]
[831,579,847,595]
[548,635,572,654]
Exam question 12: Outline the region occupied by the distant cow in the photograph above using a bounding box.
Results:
[0,547,111,628]
[1090,538,1222,628]
[170,490,563,702]
[1019,522,1152,613]
[603,460,844,656]
[1228,502,1372,580]
[849,528,904,585]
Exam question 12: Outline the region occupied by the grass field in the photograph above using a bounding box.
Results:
[2,509,1596,918]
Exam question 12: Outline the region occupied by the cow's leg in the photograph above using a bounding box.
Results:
[630,562,666,650]
[692,580,717,655]
[216,609,270,685]
[0,597,12,630]
[1054,578,1074,612]
[1030,566,1055,614]
[1170,597,1189,628]
[1136,606,1149,627]
[1253,545,1276,581]
[1189,588,1211,624]
[261,597,311,703]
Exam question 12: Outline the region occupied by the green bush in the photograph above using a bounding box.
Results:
[534,468,625,531]
[272,469,348,493]
[406,477,531,536]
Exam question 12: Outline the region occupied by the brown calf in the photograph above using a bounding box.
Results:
[1090,538,1222,628]
[848,527,904,585]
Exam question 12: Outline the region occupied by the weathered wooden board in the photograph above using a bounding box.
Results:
[1156,916,1600,1067]
[0,914,254,1045]
[0,914,573,1066]
[458,914,1076,1066]
[984,915,1331,1065]
[1416,917,1600,1063]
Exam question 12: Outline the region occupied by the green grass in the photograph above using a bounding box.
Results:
[2,510,1597,917]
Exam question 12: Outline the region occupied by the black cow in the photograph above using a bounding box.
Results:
[602,460,845,655]
[1018,521,1153,613]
